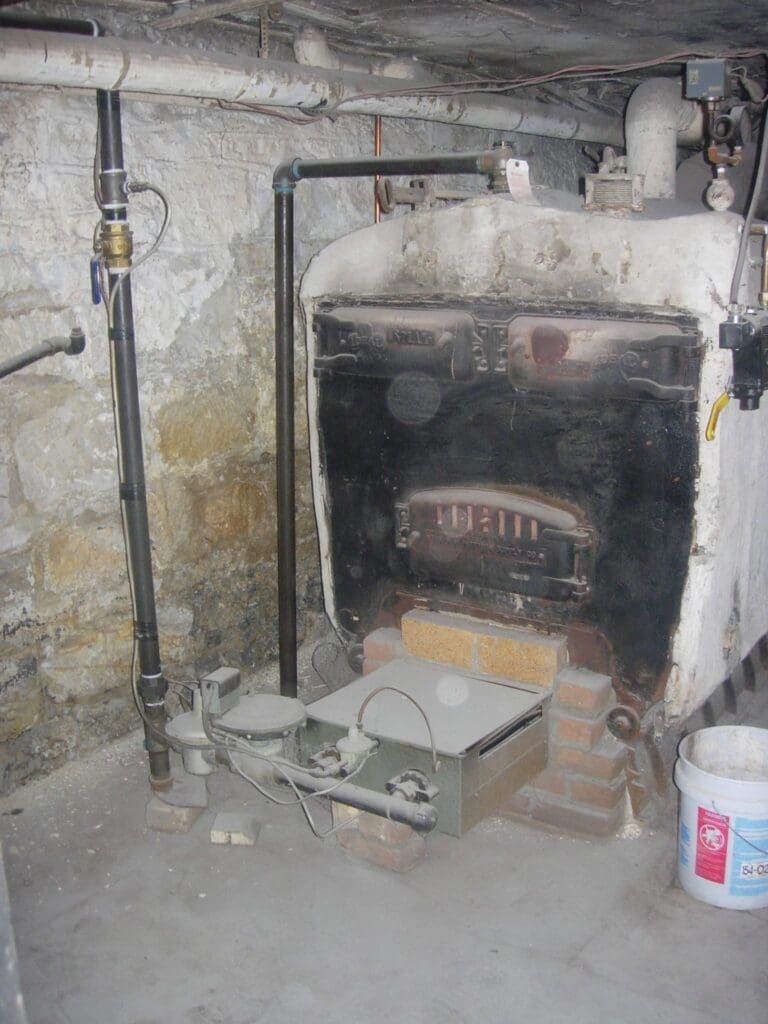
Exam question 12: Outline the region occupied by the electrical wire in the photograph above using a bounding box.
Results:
[313,47,768,117]
[356,686,440,773]
[729,102,768,307]
[229,753,358,838]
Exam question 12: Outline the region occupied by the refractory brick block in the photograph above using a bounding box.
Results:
[401,610,474,669]
[477,628,566,687]
[554,667,614,714]
[400,609,566,686]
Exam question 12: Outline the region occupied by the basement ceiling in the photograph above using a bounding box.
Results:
[4,1,765,80]
[273,0,766,75]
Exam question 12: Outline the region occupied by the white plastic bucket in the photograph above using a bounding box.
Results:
[674,725,768,909]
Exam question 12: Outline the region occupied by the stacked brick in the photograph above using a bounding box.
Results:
[505,666,629,836]
[362,611,630,839]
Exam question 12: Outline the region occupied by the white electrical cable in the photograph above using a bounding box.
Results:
[106,182,172,327]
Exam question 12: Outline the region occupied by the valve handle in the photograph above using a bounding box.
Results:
[705,391,730,441]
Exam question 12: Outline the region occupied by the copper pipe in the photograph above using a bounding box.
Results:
[374,115,382,223]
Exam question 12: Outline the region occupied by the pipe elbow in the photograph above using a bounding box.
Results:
[408,802,438,834]
[273,159,301,190]
[625,77,703,199]
[626,77,701,138]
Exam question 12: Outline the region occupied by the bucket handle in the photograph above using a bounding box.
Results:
[711,800,768,856]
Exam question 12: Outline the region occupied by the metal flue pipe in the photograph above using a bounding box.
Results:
[273,149,500,697]
[97,89,171,788]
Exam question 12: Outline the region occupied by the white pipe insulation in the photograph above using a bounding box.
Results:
[0,29,624,145]
[293,26,428,81]
[625,77,703,199]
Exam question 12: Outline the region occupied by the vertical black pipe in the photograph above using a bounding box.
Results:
[97,89,171,787]
[272,151,498,699]
[274,185,297,698]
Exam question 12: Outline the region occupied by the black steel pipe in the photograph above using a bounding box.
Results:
[0,328,85,380]
[272,149,499,698]
[273,151,498,189]
[97,89,170,787]
[275,187,298,698]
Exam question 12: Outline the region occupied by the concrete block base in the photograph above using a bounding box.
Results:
[210,812,261,846]
[145,795,205,834]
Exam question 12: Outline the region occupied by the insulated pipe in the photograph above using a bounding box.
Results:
[625,77,703,199]
[277,765,438,833]
[0,328,85,380]
[97,89,171,789]
[0,30,625,145]
[273,150,498,697]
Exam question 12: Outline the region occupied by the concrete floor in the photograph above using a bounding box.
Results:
[2,728,767,1024]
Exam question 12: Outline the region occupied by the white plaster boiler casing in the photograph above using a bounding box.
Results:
[301,193,768,720]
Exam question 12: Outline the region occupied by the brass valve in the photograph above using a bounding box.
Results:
[100,221,133,269]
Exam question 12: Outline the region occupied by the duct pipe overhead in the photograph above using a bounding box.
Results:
[625,77,703,199]
[0,29,624,145]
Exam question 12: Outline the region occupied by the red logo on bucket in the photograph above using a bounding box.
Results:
[695,807,729,883]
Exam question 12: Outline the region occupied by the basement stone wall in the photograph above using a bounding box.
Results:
[0,84,588,794]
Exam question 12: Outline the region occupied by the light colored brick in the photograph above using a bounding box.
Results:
[145,796,204,834]
[210,812,261,846]
[554,667,614,714]
[477,628,566,687]
[400,610,474,669]
[400,608,567,685]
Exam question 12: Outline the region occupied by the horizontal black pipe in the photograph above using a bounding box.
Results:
[0,13,101,35]
[273,149,499,698]
[274,150,497,188]
[0,328,85,380]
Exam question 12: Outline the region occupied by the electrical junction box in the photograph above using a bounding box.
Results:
[685,59,728,100]
[303,658,547,836]
[201,667,241,715]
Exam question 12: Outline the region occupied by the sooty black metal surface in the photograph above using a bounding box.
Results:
[314,301,699,701]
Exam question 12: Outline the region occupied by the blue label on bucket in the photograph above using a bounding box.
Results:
[679,821,691,868]
[729,817,768,896]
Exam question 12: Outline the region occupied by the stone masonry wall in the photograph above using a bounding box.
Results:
[0,82,588,793]
[0,87,479,792]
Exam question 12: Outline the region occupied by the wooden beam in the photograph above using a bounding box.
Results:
[153,0,270,29]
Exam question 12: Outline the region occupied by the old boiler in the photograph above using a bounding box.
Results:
[300,184,768,830]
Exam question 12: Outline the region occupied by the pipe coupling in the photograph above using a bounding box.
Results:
[101,221,133,268]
